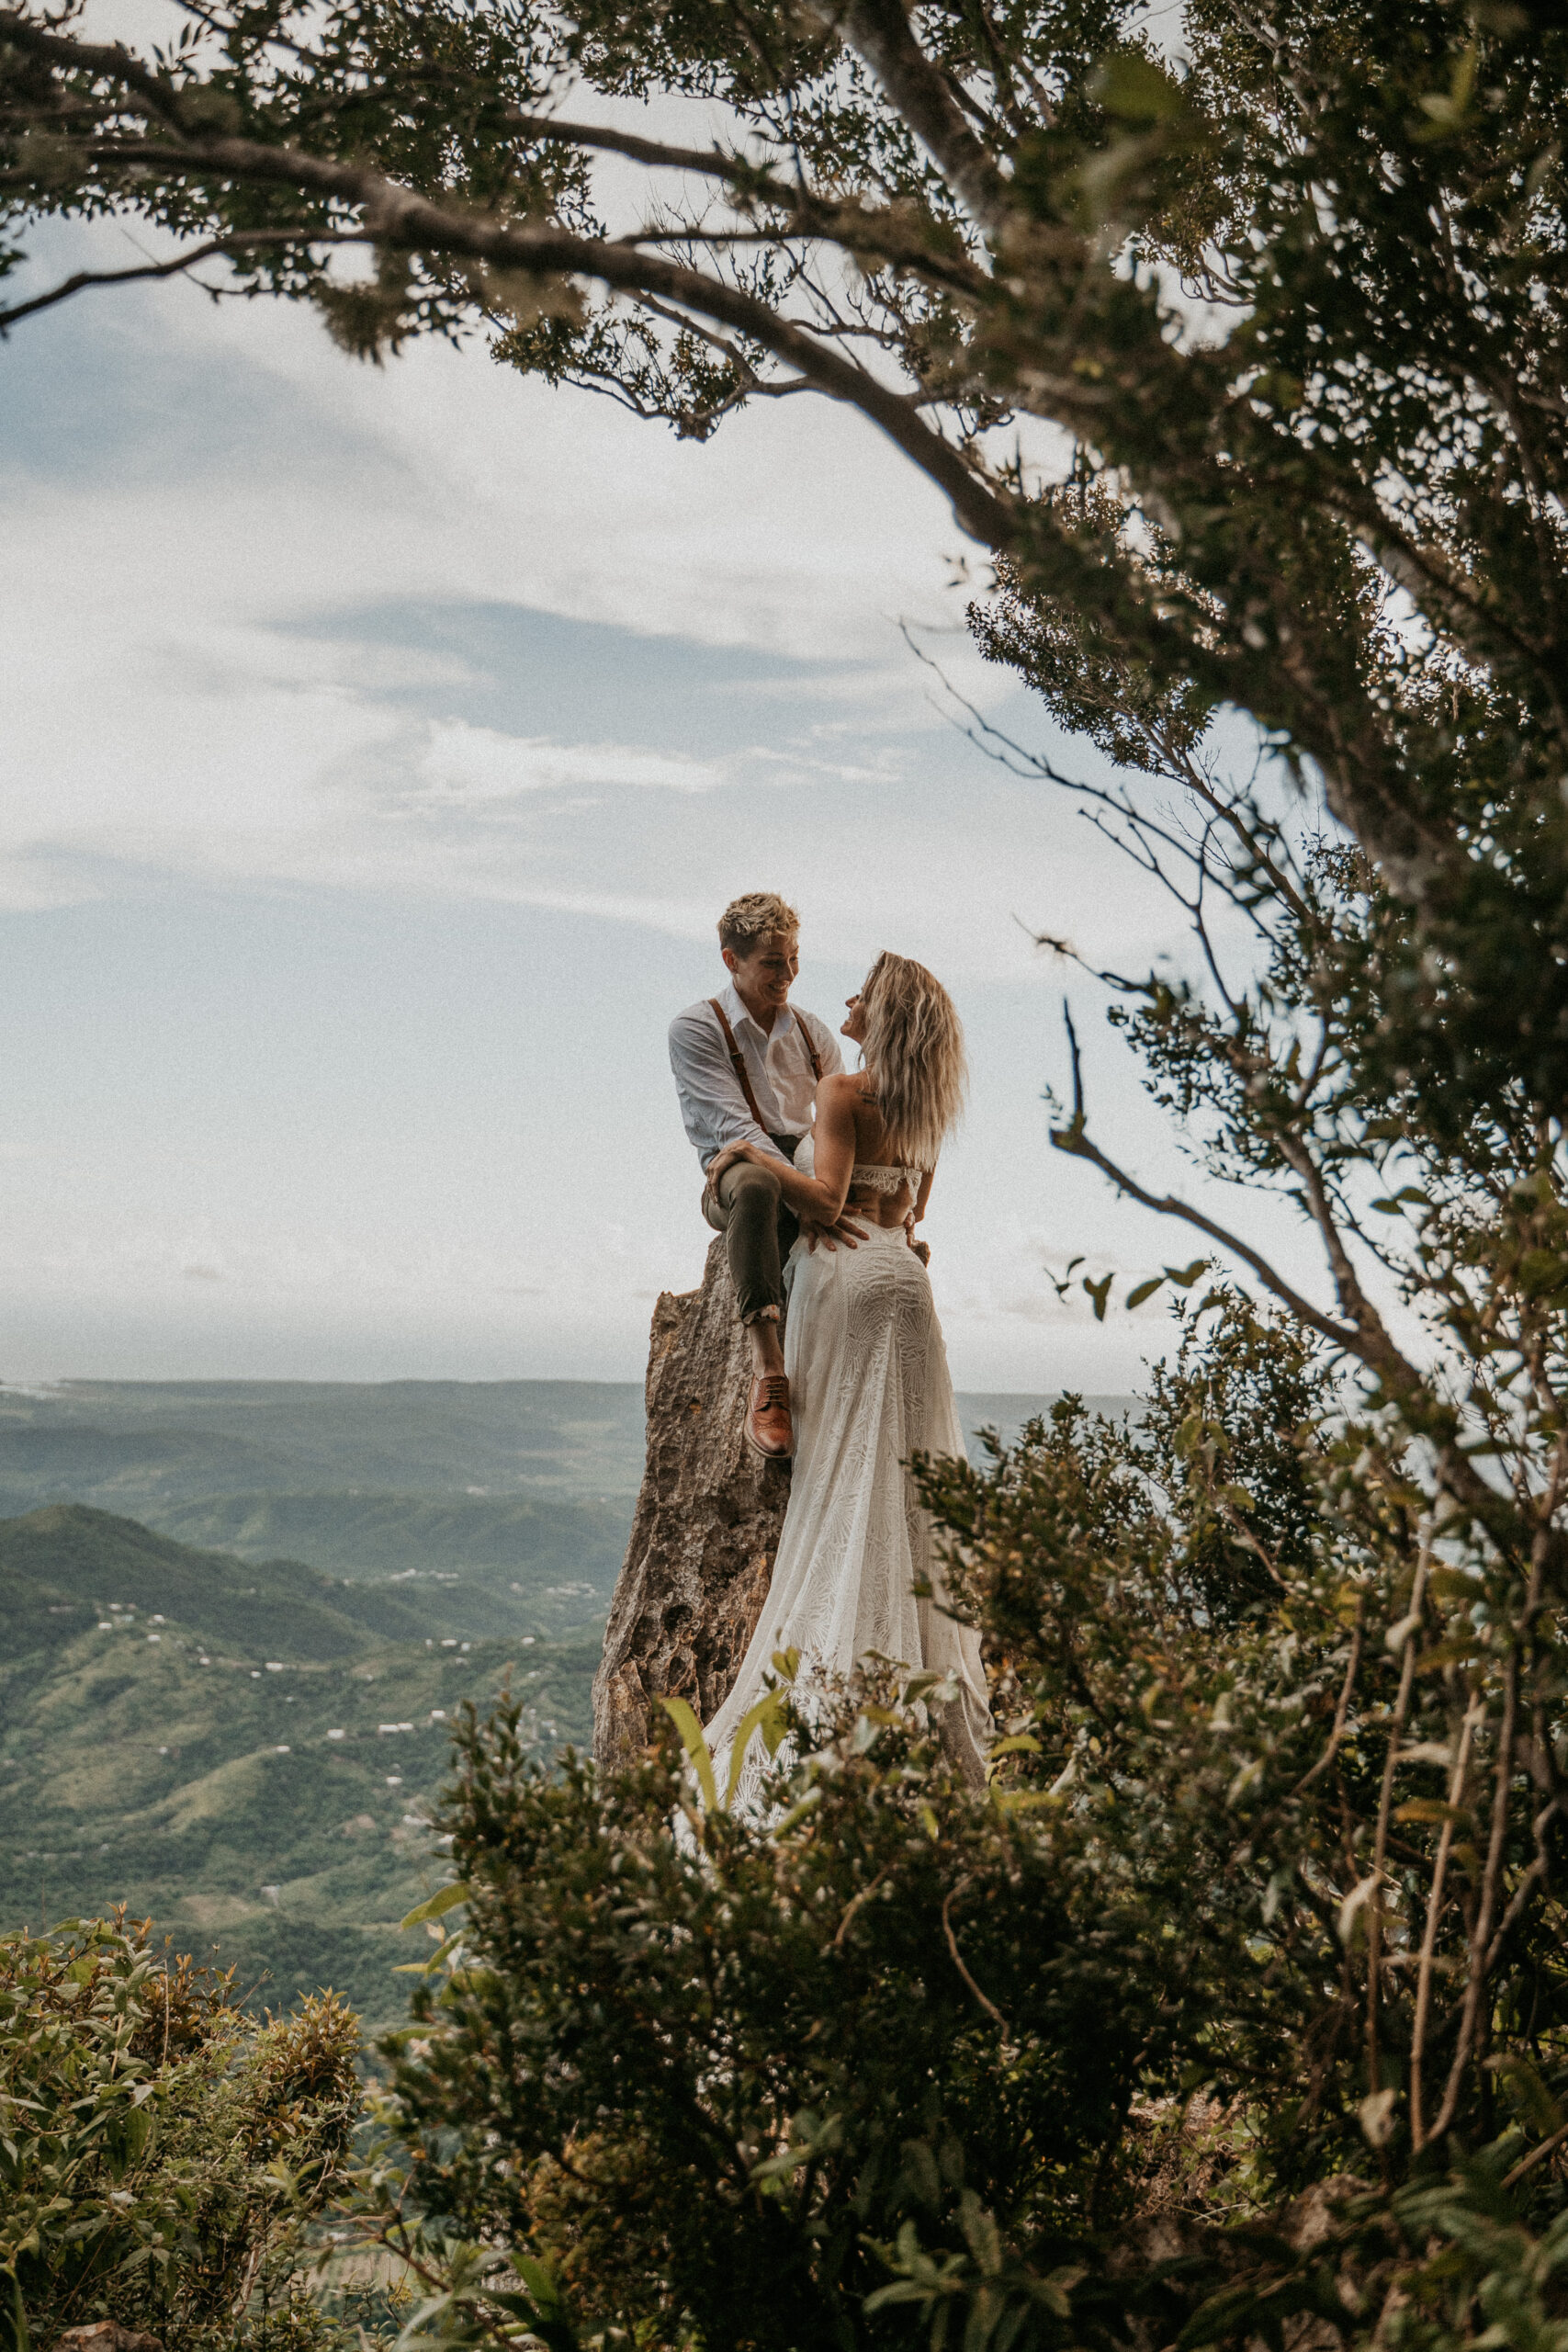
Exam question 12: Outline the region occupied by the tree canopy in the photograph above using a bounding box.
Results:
[3,0,1566,1037]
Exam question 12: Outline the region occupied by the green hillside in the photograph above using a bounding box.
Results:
[0,1376,1093,1527]
[0,1507,598,2030]
[148,1486,625,1594]
[1,1505,441,1664]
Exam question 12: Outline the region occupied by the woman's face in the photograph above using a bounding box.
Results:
[841,986,869,1045]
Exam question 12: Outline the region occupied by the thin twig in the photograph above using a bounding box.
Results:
[1410,1692,1483,2151]
[1503,2117,1568,2190]
[832,1867,889,1949]
[1055,1005,1359,1355]
[0,240,227,331]
[1428,1648,1520,2143]
[941,1879,1008,2029]
[1293,1600,1366,1793]
[1365,1540,1432,2166]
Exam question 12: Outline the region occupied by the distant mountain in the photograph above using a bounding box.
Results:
[0,1505,596,2030]
[0,1377,1123,1528]
[1,1505,439,1665]
[0,1379,650,1510]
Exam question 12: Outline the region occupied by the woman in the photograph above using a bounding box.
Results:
[701,951,990,1808]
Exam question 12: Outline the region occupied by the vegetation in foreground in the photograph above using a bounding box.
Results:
[0,1917,367,2352]
[12,1285,1568,2351]
[344,1296,1568,2350]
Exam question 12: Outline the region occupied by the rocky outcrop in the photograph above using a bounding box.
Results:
[592,1238,787,1763]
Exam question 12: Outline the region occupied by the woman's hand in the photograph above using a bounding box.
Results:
[705,1140,756,1189]
[904,1213,931,1266]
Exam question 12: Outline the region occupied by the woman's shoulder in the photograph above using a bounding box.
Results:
[818,1071,866,1108]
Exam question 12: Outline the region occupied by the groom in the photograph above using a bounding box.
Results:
[668,891,858,1462]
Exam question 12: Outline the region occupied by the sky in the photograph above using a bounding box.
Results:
[0,202,1331,1394]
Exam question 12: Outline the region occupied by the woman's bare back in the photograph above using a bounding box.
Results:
[843,1079,923,1227]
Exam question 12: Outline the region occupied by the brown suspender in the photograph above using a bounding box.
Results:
[709,996,766,1127]
[795,1008,825,1083]
[708,998,823,1132]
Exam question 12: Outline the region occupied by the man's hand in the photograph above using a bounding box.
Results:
[802,1211,869,1254]
[904,1213,931,1266]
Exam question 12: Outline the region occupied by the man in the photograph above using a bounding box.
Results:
[669,891,858,1461]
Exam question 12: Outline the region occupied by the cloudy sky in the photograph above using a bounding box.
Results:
[0,198,1327,1393]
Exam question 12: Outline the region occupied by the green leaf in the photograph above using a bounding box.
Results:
[1125,1274,1166,1310]
[491,2267,579,2352]
[1177,2283,1268,2351]
[723,1690,787,1808]
[400,1881,469,1931]
[660,1696,719,1813]
[1164,1260,1208,1286]
[1092,48,1188,121]
[1083,1272,1114,1320]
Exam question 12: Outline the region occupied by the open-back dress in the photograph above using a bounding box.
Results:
[702,1135,991,1812]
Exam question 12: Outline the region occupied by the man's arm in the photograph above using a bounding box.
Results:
[669,1009,789,1169]
[713,1077,860,1223]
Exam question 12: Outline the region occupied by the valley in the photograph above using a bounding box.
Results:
[0,1377,1097,2030]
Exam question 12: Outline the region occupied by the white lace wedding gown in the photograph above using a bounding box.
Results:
[704,1137,991,1812]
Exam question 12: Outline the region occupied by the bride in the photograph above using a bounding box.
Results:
[700,950,991,1806]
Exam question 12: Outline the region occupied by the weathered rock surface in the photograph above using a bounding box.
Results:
[592,1238,787,1763]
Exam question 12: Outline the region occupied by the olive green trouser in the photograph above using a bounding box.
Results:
[702,1140,800,1325]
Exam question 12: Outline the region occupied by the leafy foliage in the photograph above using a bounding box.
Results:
[0,1916,361,2352]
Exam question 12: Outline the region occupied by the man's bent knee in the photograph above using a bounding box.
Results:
[723,1159,782,1207]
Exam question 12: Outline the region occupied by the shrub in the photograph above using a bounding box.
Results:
[344,1274,1568,2348]
[0,1915,361,2352]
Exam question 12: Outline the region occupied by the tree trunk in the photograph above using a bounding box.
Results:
[592,1238,787,1764]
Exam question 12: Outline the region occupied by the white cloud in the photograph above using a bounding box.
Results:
[412,722,739,805]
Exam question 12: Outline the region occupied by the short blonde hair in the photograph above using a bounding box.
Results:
[718,891,799,955]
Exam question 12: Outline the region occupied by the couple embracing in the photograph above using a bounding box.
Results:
[668,890,990,1805]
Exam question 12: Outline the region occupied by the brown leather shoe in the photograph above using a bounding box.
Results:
[745,1373,794,1462]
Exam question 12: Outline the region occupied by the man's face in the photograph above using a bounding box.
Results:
[725,930,799,1017]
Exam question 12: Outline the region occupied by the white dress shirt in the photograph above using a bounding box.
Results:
[669,983,844,1170]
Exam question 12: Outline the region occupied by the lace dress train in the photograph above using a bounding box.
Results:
[703,1147,991,1813]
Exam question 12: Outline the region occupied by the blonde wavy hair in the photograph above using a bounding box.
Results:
[859,951,967,1170]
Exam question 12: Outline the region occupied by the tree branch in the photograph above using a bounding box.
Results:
[805,0,1017,238]
[1052,1004,1362,1356]
[0,239,228,330]
[39,107,1020,550]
